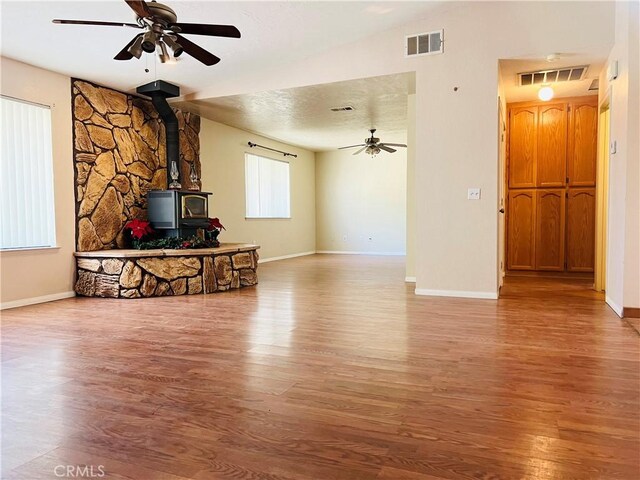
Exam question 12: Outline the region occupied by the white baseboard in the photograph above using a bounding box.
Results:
[605,295,623,318]
[1,291,76,310]
[405,276,416,283]
[415,288,498,300]
[316,250,406,256]
[258,251,316,264]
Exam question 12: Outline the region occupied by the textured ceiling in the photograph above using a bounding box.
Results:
[500,53,606,103]
[0,1,441,96]
[173,73,414,152]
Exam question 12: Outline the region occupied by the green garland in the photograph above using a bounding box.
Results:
[133,236,219,250]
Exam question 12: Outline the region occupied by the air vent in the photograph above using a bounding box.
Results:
[406,30,443,57]
[589,79,599,91]
[518,65,588,86]
[330,105,355,112]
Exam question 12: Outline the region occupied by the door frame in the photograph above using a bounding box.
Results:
[595,90,611,292]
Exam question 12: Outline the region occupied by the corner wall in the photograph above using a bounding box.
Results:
[0,58,75,307]
[199,118,316,260]
[315,145,407,255]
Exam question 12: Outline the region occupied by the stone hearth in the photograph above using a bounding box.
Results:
[74,244,259,298]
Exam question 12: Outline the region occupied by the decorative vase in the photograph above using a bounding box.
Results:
[188,162,200,191]
[168,160,182,190]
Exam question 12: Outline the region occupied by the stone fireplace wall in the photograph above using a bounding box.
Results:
[72,79,201,251]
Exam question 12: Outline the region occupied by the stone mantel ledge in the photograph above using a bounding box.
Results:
[74,243,259,258]
[74,243,260,298]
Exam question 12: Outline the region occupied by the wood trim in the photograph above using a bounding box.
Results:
[623,307,640,319]
[508,95,598,109]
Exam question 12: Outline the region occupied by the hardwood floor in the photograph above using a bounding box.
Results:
[2,255,639,479]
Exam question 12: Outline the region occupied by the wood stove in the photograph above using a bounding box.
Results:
[147,190,211,238]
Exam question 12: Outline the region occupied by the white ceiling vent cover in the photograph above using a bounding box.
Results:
[518,65,588,86]
[406,30,443,57]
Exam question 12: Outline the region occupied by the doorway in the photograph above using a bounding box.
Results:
[595,102,610,292]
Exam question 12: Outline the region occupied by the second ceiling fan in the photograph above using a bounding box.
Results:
[339,129,407,156]
[52,0,241,66]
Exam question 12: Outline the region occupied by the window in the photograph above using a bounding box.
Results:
[0,96,56,249]
[245,153,290,218]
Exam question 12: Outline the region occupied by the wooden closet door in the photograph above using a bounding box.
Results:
[535,189,565,270]
[509,106,537,188]
[508,190,536,270]
[568,101,598,187]
[567,188,596,272]
[537,104,567,187]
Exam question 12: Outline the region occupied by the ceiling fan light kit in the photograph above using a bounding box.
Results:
[338,129,407,157]
[53,0,241,66]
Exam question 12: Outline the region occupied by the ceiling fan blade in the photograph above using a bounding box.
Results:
[378,145,397,153]
[352,146,368,155]
[125,0,151,18]
[379,143,407,148]
[53,19,140,28]
[338,144,366,150]
[174,34,220,66]
[114,34,142,60]
[169,23,241,38]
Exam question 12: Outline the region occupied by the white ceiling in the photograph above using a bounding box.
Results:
[0,0,440,96]
[174,73,413,151]
[500,53,606,103]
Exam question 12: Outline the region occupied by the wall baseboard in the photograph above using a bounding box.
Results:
[622,307,640,319]
[1,291,76,310]
[605,295,624,318]
[415,288,498,300]
[316,250,406,256]
[258,251,316,264]
[405,276,416,283]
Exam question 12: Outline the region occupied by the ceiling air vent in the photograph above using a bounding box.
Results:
[518,65,588,86]
[406,30,443,57]
[330,105,355,112]
[589,79,599,91]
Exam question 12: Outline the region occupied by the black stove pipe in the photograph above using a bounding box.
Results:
[136,80,181,189]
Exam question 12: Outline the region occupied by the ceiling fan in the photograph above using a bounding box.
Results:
[338,129,407,156]
[52,0,240,66]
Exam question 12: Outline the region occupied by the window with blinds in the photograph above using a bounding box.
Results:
[245,153,290,218]
[0,96,56,250]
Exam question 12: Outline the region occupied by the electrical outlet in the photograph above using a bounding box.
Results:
[342,235,347,241]
[467,188,481,200]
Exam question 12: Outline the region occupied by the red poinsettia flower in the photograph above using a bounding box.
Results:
[207,217,225,231]
[180,241,192,249]
[124,219,153,240]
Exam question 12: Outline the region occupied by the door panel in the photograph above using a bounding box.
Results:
[509,107,537,188]
[568,102,598,187]
[567,188,596,272]
[535,189,565,270]
[508,190,536,270]
[537,104,567,187]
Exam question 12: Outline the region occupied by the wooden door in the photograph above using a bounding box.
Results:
[567,188,596,272]
[509,106,537,188]
[568,101,598,187]
[508,190,536,270]
[535,189,565,270]
[537,104,567,187]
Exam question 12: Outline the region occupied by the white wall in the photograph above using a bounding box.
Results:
[199,118,316,261]
[599,0,640,314]
[0,58,75,308]
[188,1,616,300]
[315,143,406,255]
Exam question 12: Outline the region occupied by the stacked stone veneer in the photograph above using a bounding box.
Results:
[72,78,201,252]
[75,248,259,298]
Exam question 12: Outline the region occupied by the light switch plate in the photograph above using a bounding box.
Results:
[610,140,617,154]
[468,188,481,200]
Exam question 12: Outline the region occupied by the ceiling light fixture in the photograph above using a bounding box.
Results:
[538,86,554,101]
[163,35,184,57]
[127,35,144,59]
[141,30,157,53]
[158,41,170,63]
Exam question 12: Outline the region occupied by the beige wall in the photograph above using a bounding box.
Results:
[599,0,640,314]
[315,142,407,254]
[405,94,416,280]
[199,118,316,260]
[0,58,75,308]
[189,1,615,299]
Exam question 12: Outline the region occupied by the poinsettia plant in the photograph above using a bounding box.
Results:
[124,219,154,248]
[204,217,225,246]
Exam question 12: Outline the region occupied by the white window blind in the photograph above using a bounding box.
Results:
[0,96,56,249]
[245,153,290,218]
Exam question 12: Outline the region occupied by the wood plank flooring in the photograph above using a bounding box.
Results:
[2,254,639,479]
